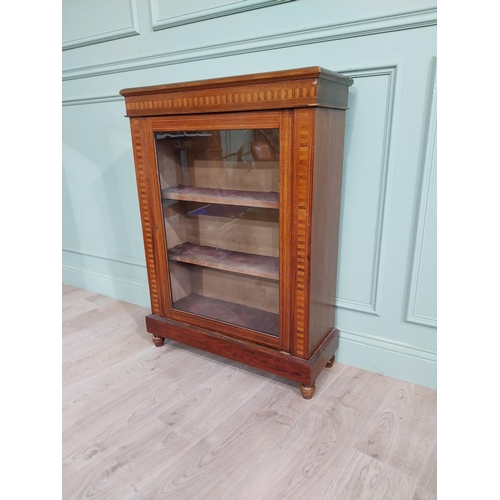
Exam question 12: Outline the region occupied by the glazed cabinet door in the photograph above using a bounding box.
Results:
[142,111,292,350]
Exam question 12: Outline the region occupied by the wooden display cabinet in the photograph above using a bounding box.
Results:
[120,67,353,398]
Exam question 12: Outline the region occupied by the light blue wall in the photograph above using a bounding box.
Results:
[62,0,437,388]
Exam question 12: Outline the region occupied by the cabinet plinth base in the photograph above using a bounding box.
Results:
[145,314,339,398]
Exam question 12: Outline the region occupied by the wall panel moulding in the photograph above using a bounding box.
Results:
[62,0,140,50]
[151,0,296,31]
[62,8,436,81]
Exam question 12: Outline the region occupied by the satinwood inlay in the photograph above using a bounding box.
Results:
[130,120,161,315]
[293,109,315,358]
[124,81,318,116]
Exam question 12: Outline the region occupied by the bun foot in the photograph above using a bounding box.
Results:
[325,355,336,368]
[152,335,165,347]
[300,384,316,400]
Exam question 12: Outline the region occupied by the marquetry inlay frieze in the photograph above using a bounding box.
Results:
[124,80,319,116]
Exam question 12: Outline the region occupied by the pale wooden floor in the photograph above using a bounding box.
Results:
[62,284,437,500]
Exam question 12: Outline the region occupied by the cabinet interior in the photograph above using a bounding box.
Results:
[156,128,280,337]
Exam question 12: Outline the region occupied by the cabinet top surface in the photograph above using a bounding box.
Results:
[119,66,353,98]
[119,67,353,116]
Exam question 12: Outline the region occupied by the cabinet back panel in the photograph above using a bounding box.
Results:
[189,160,279,192]
[169,261,193,303]
[164,205,279,257]
[193,267,279,314]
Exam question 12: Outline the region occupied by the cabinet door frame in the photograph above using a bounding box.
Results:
[138,110,293,351]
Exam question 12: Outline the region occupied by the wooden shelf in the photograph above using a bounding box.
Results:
[162,186,279,209]
[168,242,279,280]
[174,293,279,337]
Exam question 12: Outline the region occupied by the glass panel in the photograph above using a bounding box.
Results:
[155,128,280,337]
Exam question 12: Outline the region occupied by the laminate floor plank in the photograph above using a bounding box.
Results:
[331,369,398,416]
[63,416,193,500]
[353,381,437,478]
[224,365,395,500]
[84,292,129,306]
[62,300,151,382]
[62,283,77,294]
[129,372,337,500]
[412,438,437,500]
[63,345,225,428]
[63,347,227,454]
[323,448,417,500]
[62,293,100,322]
[62,313,147,364]
[62,283,96,303]
[62,285,437,500]
[62,296,146,338]
[155,362,276,443]
[62,329,151,387]
[62,340,181,424]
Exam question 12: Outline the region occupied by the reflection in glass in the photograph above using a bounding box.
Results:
[155,129,280,337]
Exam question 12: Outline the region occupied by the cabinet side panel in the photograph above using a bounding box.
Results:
[129,118,162,315]
[291,109,315,358]
[308,108,346,356]
[317,78,350,110]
